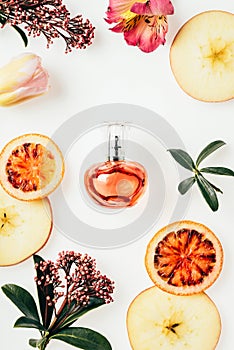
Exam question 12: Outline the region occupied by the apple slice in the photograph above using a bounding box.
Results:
[170,11,234,102]
[127,286,221,350]
[0,185,52,266]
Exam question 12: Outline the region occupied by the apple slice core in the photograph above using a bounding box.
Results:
[127,286,221,350]
[0,185,52,266]
[170,11,234,102]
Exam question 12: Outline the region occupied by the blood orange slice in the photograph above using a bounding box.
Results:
[145,221,223,295]
[0,134,64,201]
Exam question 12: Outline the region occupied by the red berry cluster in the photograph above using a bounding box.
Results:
[0,0,95,52]
[35,251,114,307]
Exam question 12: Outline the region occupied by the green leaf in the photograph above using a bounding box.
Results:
[0,15,28,46]
[196,140,226,166]
[29,339,40,348]
[204,178,223,194]
[12,25,28,47]
[51,327,112,350]
[0,15,7,25]
[14,316,46,331]
[59,297,105,329]
[200,166,234,177]
[168,149,195,171]
[196,174,219,211]
[33,255,54,329]
[178,177,196,195]
[29,337,46,348]
[1,284,40,322]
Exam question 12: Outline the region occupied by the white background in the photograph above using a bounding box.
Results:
[0,0,233,349]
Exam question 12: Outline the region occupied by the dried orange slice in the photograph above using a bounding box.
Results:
[145,221,223,295]
[0,134,64,201]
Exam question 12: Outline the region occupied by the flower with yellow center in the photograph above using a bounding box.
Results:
[106,0,174,52]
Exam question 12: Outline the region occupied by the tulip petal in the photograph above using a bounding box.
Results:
[131,0,174,15]
[0,53,49,106]
[0,91,19,106]
[0,54,39,93]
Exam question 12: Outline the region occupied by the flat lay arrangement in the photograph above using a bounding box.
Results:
[0,0,233,349]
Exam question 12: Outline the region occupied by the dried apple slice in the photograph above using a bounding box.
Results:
[0,134,64,201]
[170,11,234,102]
[0,185,52,266]
[145,221,223,295]
[127,286,221,350]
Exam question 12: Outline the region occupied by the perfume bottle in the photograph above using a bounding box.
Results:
[84,123,147,208]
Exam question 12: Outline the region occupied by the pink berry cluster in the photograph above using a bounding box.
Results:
[0,0,94,52]
[35,251,114,307]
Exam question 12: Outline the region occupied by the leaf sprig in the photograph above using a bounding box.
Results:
[1,252,114,350]
[168,140,234,211]
[0,0,94,52]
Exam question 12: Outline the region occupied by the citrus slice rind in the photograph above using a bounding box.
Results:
[0,134,64,201]
[145,221,223,295]
[0,184,53,266]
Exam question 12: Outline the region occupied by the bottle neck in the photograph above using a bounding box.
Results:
[107,123,125,161]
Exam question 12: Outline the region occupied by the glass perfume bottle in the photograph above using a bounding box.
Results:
[84,123,147,208]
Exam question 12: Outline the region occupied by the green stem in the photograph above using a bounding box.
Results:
[49,301,78,334]
[48,281,76,332]
[38,337,49,350]
[193,168,200,175]
[48,297,68,331]
[39,345,46,350]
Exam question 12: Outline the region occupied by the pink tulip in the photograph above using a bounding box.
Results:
[0,53,49,106]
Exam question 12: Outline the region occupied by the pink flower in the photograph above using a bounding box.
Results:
[0,53,49,106]
[35,251,115,307]
[106,0,174,53]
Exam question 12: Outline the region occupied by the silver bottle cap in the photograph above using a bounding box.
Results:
[107,123,125,161]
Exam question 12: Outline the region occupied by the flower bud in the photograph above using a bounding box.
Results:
[0,53,49,106]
